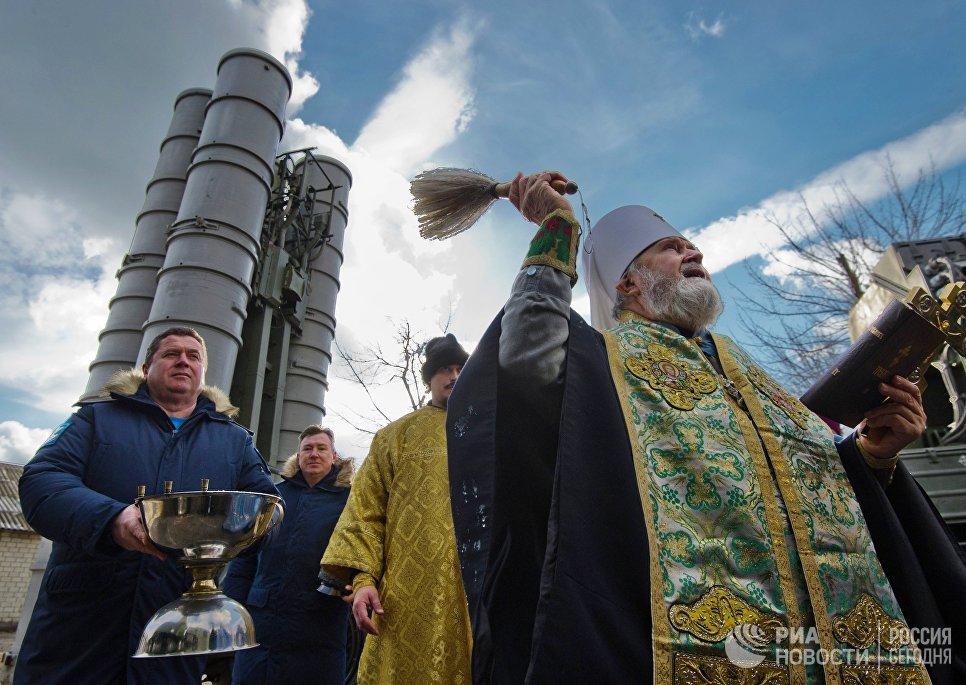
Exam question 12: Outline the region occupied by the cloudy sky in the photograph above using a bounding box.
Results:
[1,0,964,464]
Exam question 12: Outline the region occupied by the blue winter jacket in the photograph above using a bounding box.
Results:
[15,372,277,685]
[223,464,351,685]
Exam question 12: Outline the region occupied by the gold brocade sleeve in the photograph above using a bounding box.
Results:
[321,428,394,584]
[352,572,377,593]
[855,433,898,484]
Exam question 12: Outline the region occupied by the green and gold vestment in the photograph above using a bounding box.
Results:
[607,311,928,684]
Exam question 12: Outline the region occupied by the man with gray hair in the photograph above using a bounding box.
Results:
[447,173,964,683]
[17,326,277,684]
[224,424,353,684]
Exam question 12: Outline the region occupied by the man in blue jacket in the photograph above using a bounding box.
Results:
[224,425,353,685]
[15,326,278,685]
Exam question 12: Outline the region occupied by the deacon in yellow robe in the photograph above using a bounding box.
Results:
[322,334,472,684]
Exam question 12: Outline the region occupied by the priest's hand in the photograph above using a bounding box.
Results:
[508,171,573,225]
[856,375,926,461]
[352,585,384,635]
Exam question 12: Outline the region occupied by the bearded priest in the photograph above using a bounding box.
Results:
[446,171,966,685]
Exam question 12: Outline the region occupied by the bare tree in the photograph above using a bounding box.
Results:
[737,161,964,392]
[330,306,456,435]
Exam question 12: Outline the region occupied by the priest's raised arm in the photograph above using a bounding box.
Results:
[447,172,655,682]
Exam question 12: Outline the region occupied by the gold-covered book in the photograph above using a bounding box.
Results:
[800,287,960,427]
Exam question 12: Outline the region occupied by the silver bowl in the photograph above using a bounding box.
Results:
[139,489,282,564]
[133,489,283,658]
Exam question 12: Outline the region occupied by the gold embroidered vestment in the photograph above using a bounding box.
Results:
[322,405,472,684]
[605,313,928,685]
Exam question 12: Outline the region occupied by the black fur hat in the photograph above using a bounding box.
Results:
[421,334,469,385]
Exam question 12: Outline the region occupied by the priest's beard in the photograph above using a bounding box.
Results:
[634,265,724,334]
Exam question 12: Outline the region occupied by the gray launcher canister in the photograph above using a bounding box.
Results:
[139,48,292,389]
[277,155,352,457]
[81,88,211,401]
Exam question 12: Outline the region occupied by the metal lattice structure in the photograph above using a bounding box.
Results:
[230,149,352,465]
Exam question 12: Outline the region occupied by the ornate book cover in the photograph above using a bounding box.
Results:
[800,299,944,427]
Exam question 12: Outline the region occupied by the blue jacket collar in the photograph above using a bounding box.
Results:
[112,383,228,423]
[282,465,343,492]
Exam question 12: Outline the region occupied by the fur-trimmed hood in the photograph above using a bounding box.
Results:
[100,368,239,418]
[280,453,353,488]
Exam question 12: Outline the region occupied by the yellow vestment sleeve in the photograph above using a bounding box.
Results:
[352,572,378,592]
[321,428,394,584]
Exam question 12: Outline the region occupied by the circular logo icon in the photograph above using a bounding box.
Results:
[725,623,769,668]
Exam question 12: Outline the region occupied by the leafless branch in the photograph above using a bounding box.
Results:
[738,160,964,392]
[334,339,393,422]
[333,309,459,431]
[327,406,379,436]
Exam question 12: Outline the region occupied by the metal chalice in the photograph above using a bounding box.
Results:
[133,479,283,658]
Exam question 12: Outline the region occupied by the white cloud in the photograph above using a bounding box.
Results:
[22,272,116,407]
[281,22,480,458]
[0,421,53,466]
[353,22,476,177]
[572,293,591,320]
[228,0,319,111]
[761,238,880,287]
[484,6,701,154]
[283,119,351,159]
[0,188,118,413]
[685,12,726,40]
[690,109,966,274]
[0,0,322,228]
[0,194,85,270]
[0,0,322,433]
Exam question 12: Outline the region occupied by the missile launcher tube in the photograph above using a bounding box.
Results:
[139,49,292,390]
[277,155,352,458]
[81,88,211,401]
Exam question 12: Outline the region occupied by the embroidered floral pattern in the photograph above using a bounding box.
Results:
[662,530,698,567]
[744,362,811,430]
[626,343,718,410]
[840,664,925,684]
[606,319,793,677]
[833,594,911,651]
[322,406,472,682]
[670,586,786,643]
[522,209,580,283]
[672,652,786,685]
[718,341,924,676]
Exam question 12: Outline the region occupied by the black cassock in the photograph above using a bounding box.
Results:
[446,310,966,684]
